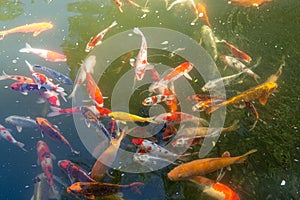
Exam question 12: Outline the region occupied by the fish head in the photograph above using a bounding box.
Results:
[167,167,185,181]
[85,41,93,52]
[43,22,54,30]
[142,97,153,106]
[58,160,71,171]
[171,137,188,148]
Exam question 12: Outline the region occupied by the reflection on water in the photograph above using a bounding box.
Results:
[0,0,299,199]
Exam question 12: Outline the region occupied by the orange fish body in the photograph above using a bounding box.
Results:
[168,149,257,181]
[86,72,104,107]
[222,40,252,64]
[189,176,240,200]
[0,22,53,40]
[229,0,272,7]
[196,3,212,27]
[161,62,193,84]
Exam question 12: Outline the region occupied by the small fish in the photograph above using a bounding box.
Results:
[67,181,144,199]
[10,81,45,95]
[220,40,252,64]
[36,117,80,154]
[168,149,257,181]
[20,43,66,62]
[25,60,65,93]
[33,65,72,85]
[154,112,209,126]
[0,22,53,40]
[142,94,174,106]
[85,21,117,52]
[58,160,96,183]
[188,176,240,200]
[36,140,57,194]
[200,25,218,61]
[0,71,34,83]
[193,2,212,27]
[228,0,272,7]
[201,71,244,92]
[108,111,156,124]
[131,27,154,81]
[0,124,27,151]
[192,96,225,112]
[91,128,126,181]
[220,55,260,82]
[68,55,96,98]
[5,115,38,133]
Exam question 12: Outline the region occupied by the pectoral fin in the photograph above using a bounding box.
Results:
[183,72,192,80]
[259,92,271,106]
[33,31,41,37]
[16,126,22,133]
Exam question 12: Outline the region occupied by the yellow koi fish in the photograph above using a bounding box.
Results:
[108,111,156,123]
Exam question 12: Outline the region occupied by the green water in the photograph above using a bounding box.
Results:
[0,0,299,199]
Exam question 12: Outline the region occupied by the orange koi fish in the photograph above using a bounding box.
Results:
[221,40,252,64]
[91,128,126,180]
[19,43,66,62]
[160,62,193,84]
[85,21,117,52]
[168,149,257,181]
[0,22,53,40]
[193,2,211,27]
[0,71,35,83]
[86,71,104,107]
[189,176,240,200]
[228,0,272,7]
[67,181,144,199]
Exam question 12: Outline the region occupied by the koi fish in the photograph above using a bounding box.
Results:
[108,111,156,124]
[80,107,111,140]
[113,0,123,12]
[142,94,175,106]
[91,128,126,181]
[133,152,176,171]
[31,173,61,200]
[5,115,38,133]
[36,117,80,154]
[68,55,96,98]
[131,27,154,81]
[167,0,189,11]
[228,0,272,7]
[25,60,65,93]
[200,25,218,61]
[0,71,34,83]
[201,71,244,92]
[154,112,209,126]
[39,89,63,107]
[220,40,252,64]
[85,70,104,107]
[67,181,144,199]
[33,65,72,85]
[0,124,27,151]
[47,106,82,117]
[188,176,240,200]
[36,140,58,195]
[168,149,257,181]
[159,62,193,86]
[192,2,211,27]
[85,21,117,52]
[192,96,225,112]
[20,43,66,62]
[58,160,96,183]
[0,22,53,40]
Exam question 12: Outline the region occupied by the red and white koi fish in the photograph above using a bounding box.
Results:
[36,140,58,196]
[154,112,209,126]
[85,21,117,52]
[142,94,175,106]
[0,22,53,40]
[0,71,34,83]
[19,43,66,62]
[131,27,154,81]
[0,124,27,151]
[220,55,260,82]
[36,117,80,154]
[39,88,64,107]
[161,62,193,84]
[220,40,252,64]
[25,60,65,93]
[47,106,82,117]
[188,176,240,200]
[68,55,96,98]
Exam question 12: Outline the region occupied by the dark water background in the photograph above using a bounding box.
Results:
[0,0,299,199]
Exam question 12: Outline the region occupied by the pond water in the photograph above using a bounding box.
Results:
[0,0,299,199]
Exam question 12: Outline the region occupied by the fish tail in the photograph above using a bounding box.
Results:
[19,43,32,53]
[133,27,142,35]
[56,86,65,93]
[68,84,78,99]
[48,185,60,199]
[226,120,240,132]
[253,74,261,83]
[71,148,80,155]
[16,141,28,152]
[236,149,258,164]
[59,91,67,102]
[0,70,8,81]
[109,20,118,28]
[129,182,144,195]
[0,31,6,40]
[47,106,62,117]
[25,60,34,72]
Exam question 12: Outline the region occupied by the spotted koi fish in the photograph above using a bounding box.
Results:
[0,124,27,151]
[0,71,34,83]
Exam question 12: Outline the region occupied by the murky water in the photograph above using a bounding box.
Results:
[0,0,299,199]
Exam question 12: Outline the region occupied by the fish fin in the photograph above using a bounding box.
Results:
[0,31,6,40]
[33,31,41,37]
[36,97,46,104]
[85,119,91,128]
[25,60,34,72]
[71,148,80,155]
[40,131,44,138]
[109,20,118,28]
[226,120,240,132]
[21,92,28,95]
[51,153,56,160]
[59,91,67,102]
[236,149,258,164]
[223,65,228,70]
[56,86,64,93]
[258,92,271,106]
[183,72,192,80]
[19,43,32,53]
[145,64,154,70]
[16,142,27,152]
[47,106,61,117]
[249,119,258,131]
[16,126,22,133]
[206,105,221,114]
[48,185,60,200]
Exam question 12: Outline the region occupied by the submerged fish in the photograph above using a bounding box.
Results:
[33,65,72,85]
[200,25,218,61]
[220,40,252,64]
[0,124,27,151]
[0,71,34,83]
[168,149,257,181]
[5,115,38,133]
[0,22,53,40]
[228,0,272,7]
[108,111,156,124]
[31,173,61,200]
